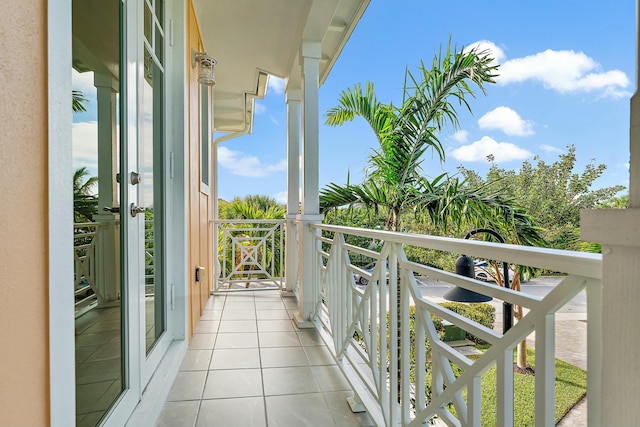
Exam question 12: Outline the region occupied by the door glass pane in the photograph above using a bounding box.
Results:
[142,32,165,354]
[72,0,123,424]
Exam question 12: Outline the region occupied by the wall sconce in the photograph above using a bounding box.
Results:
[192,49,217,86]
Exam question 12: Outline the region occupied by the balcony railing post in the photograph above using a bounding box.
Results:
[310,223,601,426]
[294,214,322,328]
[93,215,119,303]
[283,214,299,295]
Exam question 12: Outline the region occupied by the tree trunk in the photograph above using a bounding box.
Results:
[512,272,529,370]
[517,338,528,369]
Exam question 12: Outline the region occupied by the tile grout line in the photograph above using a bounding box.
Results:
[254,293,271,427]
[195,293,224,427]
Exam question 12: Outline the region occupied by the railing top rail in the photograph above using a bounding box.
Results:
[312,223,602,279]
[74,222,100,228]
[211,219,286,225]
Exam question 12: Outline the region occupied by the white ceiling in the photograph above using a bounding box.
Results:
[192,0,370,133]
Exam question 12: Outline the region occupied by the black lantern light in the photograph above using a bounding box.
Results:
[443,228,513,332]
[442,254,492,303]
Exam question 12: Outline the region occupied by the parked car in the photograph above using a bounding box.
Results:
[354,261,389,286]
[473,259,516,283]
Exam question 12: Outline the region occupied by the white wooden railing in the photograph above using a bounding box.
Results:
[310,224,601,427]
[74,222,100,315]
[213,219,285,291]
[145,218,155,295]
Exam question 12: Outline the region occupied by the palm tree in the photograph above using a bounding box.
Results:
[321,40,545,397]
[219,196,286,285]
[73,167,98,222]
[73,90,88,113]
[321,40,543,246]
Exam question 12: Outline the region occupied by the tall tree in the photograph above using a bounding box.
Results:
[225,195,285,220]
[218,195,286,281]
[321,40,546,397]
[73,167,98,222]
[458,145,626,250]
[73,90,88,113]
[321,40,543,246]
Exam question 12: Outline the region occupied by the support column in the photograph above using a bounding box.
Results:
[294,40,323,328]
[93,73,120,303]
[213,141,220,292]
[579,3,640,424]
[284,86,301,295]
[300,41,321,215]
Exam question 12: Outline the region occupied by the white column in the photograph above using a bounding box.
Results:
[213,141,220,292]
[284,86,301,295]
[295,40,323,328]
[93,73,120,303]
[579,3,640,424]
[209,85,221,293]
[300,41,321,215]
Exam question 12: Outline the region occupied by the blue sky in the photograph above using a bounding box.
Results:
[72,2,635,204]
[217,1,635,204]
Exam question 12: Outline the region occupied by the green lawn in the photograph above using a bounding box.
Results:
[474,348,586,426]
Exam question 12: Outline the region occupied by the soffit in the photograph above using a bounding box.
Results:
[193,0,370,133]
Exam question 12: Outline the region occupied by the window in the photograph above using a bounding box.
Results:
[200,84,211,193]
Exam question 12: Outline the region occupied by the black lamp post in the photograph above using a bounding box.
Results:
[442,255,492,302]
[443,228,513,333]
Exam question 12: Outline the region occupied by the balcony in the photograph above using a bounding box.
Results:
[156,220,598,426]
[156,289,375,427]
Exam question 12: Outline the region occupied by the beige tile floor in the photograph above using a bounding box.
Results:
[75,305,123,427]
[156,290,374,427]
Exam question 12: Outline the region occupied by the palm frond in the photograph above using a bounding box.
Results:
[73,90,88,113]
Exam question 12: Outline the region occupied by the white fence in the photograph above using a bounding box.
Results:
[74,222,100,316]
[213,219,285,291]
[310,224,601,427]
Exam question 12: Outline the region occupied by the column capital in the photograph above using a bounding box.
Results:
[94,73,118,91]
[301,40,322,60]
[286,88,302,104]
[296,214,324,222]
[581,208,640,248]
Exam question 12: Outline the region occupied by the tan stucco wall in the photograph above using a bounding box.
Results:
[187,0,211,337]
[0,0,50,425]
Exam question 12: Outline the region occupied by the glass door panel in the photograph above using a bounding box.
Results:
[72,0,124,425]
[141,0,166,354]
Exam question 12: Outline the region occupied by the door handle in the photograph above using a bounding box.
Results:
[103,206,120,213]
[130,203,146,218]
[130,171,142,185]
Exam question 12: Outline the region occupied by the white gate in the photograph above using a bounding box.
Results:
[214,219,285,291]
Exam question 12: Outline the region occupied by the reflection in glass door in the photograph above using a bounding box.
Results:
[72,0,124,425]
[141,0,166,354]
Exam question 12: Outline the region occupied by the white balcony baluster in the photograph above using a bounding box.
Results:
[307,223,601,427]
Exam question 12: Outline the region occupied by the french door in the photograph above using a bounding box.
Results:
[72,0,171,425]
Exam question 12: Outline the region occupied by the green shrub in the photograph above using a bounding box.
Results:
[435,302,495,344]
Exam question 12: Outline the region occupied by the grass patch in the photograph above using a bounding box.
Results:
[477,348,586,426]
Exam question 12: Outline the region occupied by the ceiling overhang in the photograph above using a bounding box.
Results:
[192,0,370,134]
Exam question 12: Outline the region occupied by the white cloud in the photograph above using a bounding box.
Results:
[218,146,286,177]
[267,76,285,95]
[72,69,96,98]
[477,106,534,137]
[452,130,469,143]
[72,121,98,171]
[274,191,287,204]
[268,115,279,125]
[450,136,532,163]
[497,48,630,98]
[540,144,564,154]
[466,40,506,64]
[254,101,266,114]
